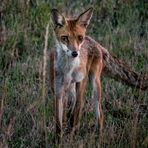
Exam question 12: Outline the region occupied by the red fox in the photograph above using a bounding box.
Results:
[49,7,148,141]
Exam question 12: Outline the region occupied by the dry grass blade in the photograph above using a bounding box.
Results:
[0,98,4,128]
[42,22,49,147]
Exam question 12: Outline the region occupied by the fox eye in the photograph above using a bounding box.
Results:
[78,35,84,42]
[61,36,68,42]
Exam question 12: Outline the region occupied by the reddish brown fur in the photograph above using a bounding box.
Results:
[49,8,148,143]
[54,19,86,52]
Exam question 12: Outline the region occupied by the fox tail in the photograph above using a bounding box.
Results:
[100,45,148,90]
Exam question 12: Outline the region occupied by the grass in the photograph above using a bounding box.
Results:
[0,0,148,147]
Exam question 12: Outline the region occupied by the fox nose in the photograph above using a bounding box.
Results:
[72,51,78,58]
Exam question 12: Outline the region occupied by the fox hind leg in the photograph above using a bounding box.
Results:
[91,76,104,130]
[70,79,87,132]
[66,83,76,131]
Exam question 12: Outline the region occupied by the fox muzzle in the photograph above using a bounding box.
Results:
[72,51,78,57]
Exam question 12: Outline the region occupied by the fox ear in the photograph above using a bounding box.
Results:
[51,9,66,28]
[77,7,93,28]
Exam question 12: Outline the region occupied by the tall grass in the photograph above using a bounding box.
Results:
[0,0,147,147]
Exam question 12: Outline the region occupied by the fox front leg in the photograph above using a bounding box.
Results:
[54,80,65,142]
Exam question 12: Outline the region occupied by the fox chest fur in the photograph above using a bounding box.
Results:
[54,49,86,89]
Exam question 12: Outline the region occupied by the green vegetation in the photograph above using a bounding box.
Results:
[1,0,147,147]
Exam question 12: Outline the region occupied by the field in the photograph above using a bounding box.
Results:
[0,0,148,147]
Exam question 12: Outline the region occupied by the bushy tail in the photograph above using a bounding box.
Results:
[101,45,148,90]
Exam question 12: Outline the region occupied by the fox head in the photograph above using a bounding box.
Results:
[51,8,93,58]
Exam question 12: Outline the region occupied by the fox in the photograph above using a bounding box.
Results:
[49,7,148,141]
